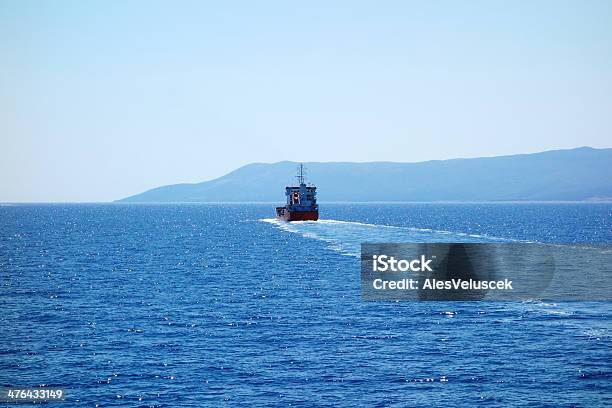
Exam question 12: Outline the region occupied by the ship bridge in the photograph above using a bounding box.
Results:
[285,184,317,210]
[285,164,317,210]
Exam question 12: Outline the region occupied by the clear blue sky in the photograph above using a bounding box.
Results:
[1,0,610,202]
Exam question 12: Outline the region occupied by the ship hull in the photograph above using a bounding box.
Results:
[276,209,319,221]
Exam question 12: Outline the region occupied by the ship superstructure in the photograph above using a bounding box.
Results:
[275,164,319,221]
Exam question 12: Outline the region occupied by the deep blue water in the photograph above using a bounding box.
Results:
[1,203,610,407]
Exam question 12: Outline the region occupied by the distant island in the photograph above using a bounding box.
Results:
[118,147,612,202]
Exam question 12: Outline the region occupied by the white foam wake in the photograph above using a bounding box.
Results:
[260,218,513,257]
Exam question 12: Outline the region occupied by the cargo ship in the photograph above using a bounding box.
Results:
[275,164,319,221]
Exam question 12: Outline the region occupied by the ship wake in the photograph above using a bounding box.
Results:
[260,218,515,257]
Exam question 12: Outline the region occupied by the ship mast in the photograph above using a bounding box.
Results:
[297,163,305,185]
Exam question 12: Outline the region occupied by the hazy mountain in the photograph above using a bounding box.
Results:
[118,147,612,202]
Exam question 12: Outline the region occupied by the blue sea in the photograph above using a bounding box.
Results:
[1,203,611,406]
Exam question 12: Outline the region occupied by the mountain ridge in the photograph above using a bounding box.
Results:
[117,147,612,202]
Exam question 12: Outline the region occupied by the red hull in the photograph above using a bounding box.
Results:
[277,210,319,221]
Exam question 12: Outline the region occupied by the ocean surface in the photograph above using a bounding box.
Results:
[1,203,610,407]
